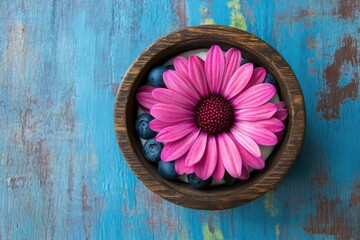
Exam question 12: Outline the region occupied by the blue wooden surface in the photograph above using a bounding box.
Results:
[1,0,359,239]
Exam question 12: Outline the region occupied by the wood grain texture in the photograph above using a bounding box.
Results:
[1,0,359,239]
[114,25,305,210]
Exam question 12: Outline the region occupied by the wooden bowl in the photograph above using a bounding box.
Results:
[114,25,305,210]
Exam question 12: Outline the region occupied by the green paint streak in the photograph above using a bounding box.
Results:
[264,190,279,217]
[202,223,224,240]
[200,6,216,25]
[1,151,7,167]
[275,223,280,240]
[179,237,190,240]
[227,0,247,30]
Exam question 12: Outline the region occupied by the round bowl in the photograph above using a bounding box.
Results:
[114,25,305,210]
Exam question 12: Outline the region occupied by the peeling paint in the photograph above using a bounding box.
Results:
[227,0,247,31]
[129,0,144,36]
[292,9,316,22]
[276,7,317,32]
[311,168,328,186]
[304,196,352,239]
[317,36,359,120]
[66,155,75,226]
[91,152,98,170]
[7,176,29,189]
[147,218,156,231]
[82,184,90,212]
[111,83,119,96]
[82,183,91,240]
[264,190,279,217]
[60,85,76,131]
[35,140,52,187]
[333,0,360,21]
[134,184,185,237]
[173,0,188,29]
[34,140,56,239]
[150,191,164,205]
[5,23,25,66]
[202,222,224,240]
[306,37,317,49]
[350,181,360,207]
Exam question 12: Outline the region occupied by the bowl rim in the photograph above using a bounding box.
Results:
[114,25,306,210]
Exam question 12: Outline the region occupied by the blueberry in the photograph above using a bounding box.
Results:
[158,161,179,180]
[135,113,156,139]
[165,65,175,70]
[147,66,167,87]
[263,73,277,86]
[187,174,212,190]
[241,58,252,65]
[143,138,163,163]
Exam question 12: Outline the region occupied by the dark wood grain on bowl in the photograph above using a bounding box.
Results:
[114,25,305,210]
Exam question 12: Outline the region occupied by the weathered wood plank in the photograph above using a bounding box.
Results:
[0,0,359,239]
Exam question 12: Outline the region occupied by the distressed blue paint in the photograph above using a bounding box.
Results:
[1,0,359,239]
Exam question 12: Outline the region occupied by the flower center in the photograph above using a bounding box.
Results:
[195,95,234,135]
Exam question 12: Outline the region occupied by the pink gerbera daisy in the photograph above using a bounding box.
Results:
[137,45,287,181]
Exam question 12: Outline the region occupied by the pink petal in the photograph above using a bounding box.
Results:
[174,155,187,174]
[136,91,157,110]
[185,132,208,166]
[138,85,156,93]
[150,119,197,132]
[244,67,267,90]
[156,123,196,143]
[239,144,265,169]
[149,119,171,132]
[251,118,285,132]
[274,101,288,122]
[228,132,265,169]
[212,140,225,181]
[231,128,261,157]
[163,70,201,102]
[152,88,196,109]
[222,48,242,93]
[194,136,217,180]
[173,58,203,99]
[150,104,194,123]
[275,101,286,109]
[274,109,288,121]
[212,161,225,181]
[232,83,276,109]
[161,128,200,161]
[174,56,190,79]
[188,55,210,98]
[205,45,225,94]
[222,63,254,99]
[234,122,278,146]
[239,161,250,180]
[275,131,285,142]
[217,133,243,178]
[184,165,195,174]
[174,155,195,175]
[235,103,277,121]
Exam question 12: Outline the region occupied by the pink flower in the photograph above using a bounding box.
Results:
[136,45,287,181]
